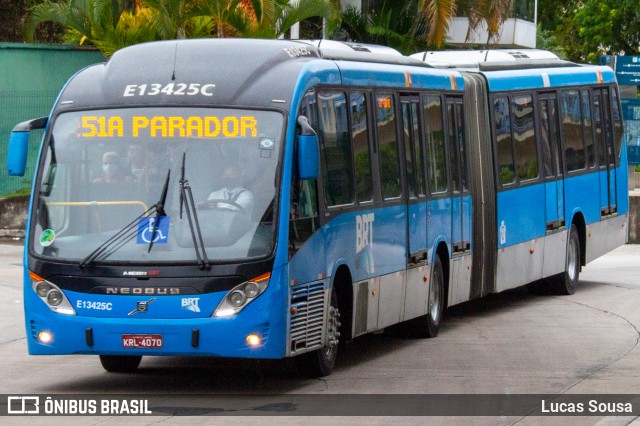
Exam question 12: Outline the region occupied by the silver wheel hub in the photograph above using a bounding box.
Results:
[325,306,341,355]
[568,238,578,281]
[429,275,441,322]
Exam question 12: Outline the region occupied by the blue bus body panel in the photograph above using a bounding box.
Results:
[25,265,288,358]
[462,194,472,250]
[497,184,546,248]
[564,172,602,225]
[337,61,465,91]
[485,67,616,92]
[408,202,427,257]
[427,198,453,258]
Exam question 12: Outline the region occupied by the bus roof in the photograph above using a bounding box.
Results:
[410,49,617,91]
[55,39,442,114]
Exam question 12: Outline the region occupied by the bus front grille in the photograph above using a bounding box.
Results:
[289,281,326,354]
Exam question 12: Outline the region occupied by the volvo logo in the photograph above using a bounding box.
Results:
[128,298,156,316]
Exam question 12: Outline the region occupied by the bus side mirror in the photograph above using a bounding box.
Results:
[298,134,319,180]
[7,117,48,177]
[297,116,318,180]
[7,132,30,176]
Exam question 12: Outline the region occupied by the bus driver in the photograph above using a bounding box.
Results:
[205,165,254,216]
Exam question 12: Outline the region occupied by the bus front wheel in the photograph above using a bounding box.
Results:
[99,355,142,373]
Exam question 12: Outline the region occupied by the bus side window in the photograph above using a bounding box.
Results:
[446,98,467,193]
[350,92,373,203]
[593,91,604,167]
[538,96,561,178]
[446,101,460,193]
[423,94,447,194]
[512,94,538,182]
[560,90,587,172]
[376,93,401,199]
[581,90,596,168]
[455,101,468,193]
[494,96,515,185]
[318,91,354,206]
[611,87,623,166]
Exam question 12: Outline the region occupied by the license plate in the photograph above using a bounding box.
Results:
[122,334,163,349]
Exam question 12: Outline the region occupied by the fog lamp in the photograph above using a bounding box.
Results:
[246,334,261,346]
[38,331,53,344]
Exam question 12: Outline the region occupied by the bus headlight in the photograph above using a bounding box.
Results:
[35,281,52,297]
[213,272,270,317]
[29,271,76,316]
[47,290,63,306]
[228,290,247,308]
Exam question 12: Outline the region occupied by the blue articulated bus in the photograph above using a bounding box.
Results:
[6,40,628,376]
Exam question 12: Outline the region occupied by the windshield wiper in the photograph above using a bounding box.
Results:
[146,170,170,253]
[79,169,171,268]
[179,152,210,271]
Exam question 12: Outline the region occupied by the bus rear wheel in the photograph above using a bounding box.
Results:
[99,355,142,373]
[295,287,341,377]
[410,255,445,338]
[552,224,581,295]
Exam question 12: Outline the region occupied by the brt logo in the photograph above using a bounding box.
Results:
[356,213,375,254]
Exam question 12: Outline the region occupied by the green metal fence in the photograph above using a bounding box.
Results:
[0,43,104,197]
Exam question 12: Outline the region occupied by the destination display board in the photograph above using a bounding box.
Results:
[614,56,640,86]
[621,98,640,164]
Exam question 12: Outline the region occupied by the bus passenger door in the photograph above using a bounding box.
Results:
[538,94,565,233]
[400,96,427,266]
[594,88,617,216]
[446,97,469,256]
[399,96,429,321]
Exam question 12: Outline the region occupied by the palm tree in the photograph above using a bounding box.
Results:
[336,2,425,53]
[24,0,156,55]
[418,0,457,48]
[219,0,333,39]
[336,0,513,50]
[459,0,513,47]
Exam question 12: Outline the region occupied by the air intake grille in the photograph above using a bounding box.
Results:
[290,281,326,354]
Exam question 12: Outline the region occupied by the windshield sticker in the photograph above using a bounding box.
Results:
[137,217,169,245]
[259,138,275,150]
[78,115,258,139]
[39,229,56,247]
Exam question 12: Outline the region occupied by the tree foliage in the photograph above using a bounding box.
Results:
[538,0,640,64]
[334,0,513,53]
[23,0,333,56]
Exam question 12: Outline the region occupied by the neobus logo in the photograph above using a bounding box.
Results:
[122,270,160,276]
[105,287,181,295]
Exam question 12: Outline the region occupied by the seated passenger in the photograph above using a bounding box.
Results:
[93,151,130,183]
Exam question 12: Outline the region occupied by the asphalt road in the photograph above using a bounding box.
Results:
[0,243,639,425]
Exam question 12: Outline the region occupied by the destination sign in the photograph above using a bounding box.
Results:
[78,115,258,139]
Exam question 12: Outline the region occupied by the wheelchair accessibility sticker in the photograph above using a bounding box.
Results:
[137,216,169,244]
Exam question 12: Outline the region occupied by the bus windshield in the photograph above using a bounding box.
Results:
[31,107,283,264]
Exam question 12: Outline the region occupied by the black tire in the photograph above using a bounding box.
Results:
[552,224,581,295]
[295,287,340,377]
[411,255,445,338]
[99,355,142,373]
